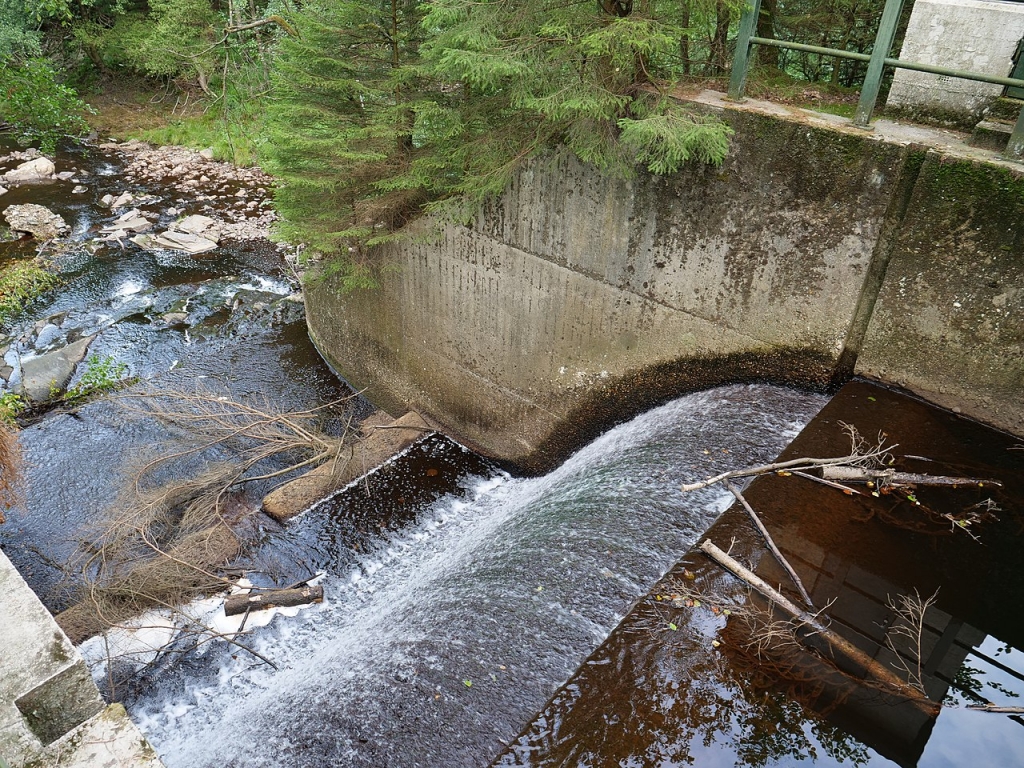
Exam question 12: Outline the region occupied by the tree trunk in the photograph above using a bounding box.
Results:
[680,4,691,76]
[708,1,731,75]
[756,0,780,69]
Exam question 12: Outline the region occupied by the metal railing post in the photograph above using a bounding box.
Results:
[728,0,763,101]
[1007,105,1024,160]
[854,0,906,127]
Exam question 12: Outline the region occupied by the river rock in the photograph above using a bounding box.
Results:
[100,209,152,235]
[106,191,135,210]
[176,214,216,235]
[0,186,7,197]
[33,323,63,351]
[3,157,56,184]
[131,230,218,255]
[19,335,95,402]
[72,185,88,194]
[3,204,70,240]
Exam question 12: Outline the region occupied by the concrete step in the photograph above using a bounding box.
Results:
[24,704,163,768]
[985,95,1024,122]
[968,119,1013,151]
[0,548,164,767]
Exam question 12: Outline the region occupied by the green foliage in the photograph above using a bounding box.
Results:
[73,0,221,81]
[619,107,733,175]
[0,391,26,425]
[0,260,62,325]
[0,57,92,152]
[265,0,735,285]
[0,0,42,61]
[263,0,429,257]
[64,354,130,403]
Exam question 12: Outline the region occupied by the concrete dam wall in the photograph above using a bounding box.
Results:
[305,100,1024,472]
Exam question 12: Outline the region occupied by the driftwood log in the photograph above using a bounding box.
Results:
[821,466,1002,488]
[225,585,324,616]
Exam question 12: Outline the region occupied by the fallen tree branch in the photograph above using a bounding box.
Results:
[725,481,814,608]
[966,704,1024,714]
[682,423,895,492]
[699,539,939,714]
[789,469,862,495]
[821,466,1002,488]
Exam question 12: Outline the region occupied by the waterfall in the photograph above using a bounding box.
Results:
[128,384,826,767]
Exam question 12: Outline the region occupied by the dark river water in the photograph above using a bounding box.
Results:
[2,138,1023,768]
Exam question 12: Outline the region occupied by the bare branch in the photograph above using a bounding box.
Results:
[725,481,814,608]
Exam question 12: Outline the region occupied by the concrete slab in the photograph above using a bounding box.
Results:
[0,548,163,768]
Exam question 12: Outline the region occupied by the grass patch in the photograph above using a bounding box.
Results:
[137,111,261,166]
[0,261,61,326]
[85,76,265,166]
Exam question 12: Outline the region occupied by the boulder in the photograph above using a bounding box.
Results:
[3,204,70,240]
[0,186,8,197]
[107,191,135,210]
[3,156,56,184]
[19,336,95,402]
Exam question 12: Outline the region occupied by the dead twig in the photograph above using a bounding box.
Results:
[884,589,940,694]
[725,481,814,608]
[682,423,895,492]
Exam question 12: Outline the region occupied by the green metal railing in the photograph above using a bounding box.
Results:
[728,0,1024,160]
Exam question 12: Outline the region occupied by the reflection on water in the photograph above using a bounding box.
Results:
[495,381,1024,768]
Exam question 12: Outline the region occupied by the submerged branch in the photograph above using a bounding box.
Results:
[699,539,939,714]
[725,481,814,608]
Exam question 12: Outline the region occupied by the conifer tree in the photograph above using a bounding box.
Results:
[263,0,428,284]
[264,0,735,283]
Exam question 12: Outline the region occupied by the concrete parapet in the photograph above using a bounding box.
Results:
[886,0,1024,125]
[0,547,163,768]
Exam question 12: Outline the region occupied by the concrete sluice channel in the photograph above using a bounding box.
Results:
[2,139,1023,767]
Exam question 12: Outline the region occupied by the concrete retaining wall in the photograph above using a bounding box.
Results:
[305,103,1024,472]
